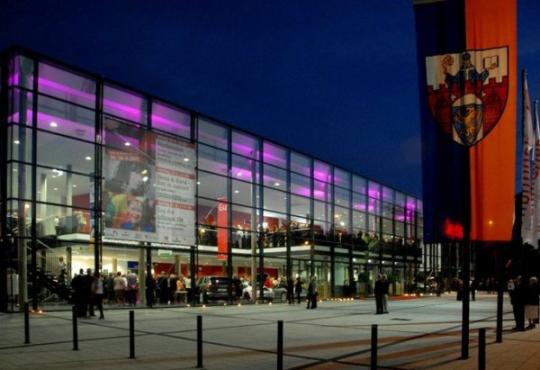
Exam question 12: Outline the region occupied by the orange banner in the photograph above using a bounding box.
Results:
[467,0,516,241]
[217,198,228,260]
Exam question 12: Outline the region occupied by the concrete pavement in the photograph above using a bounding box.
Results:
[0,293,536,369]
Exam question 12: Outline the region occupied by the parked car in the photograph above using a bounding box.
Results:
[242,284,274,301]
[197,276,239,302]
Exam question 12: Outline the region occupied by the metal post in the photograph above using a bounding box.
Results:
[371,324,377,370]
[72,305,79,351]
[129,310,135,359]
[478,328,486,370]
[197,315,203,368]
[24,302,29,344]
[496,282,503,343]
[277,320,284,370]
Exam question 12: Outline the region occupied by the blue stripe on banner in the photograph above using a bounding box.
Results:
[414,0,470,242]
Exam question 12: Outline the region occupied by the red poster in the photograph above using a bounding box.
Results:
[217,198,228,260]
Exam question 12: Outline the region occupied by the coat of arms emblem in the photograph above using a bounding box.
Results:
[425,47,508,146]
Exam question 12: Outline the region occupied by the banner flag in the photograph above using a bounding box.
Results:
[217,198,228,260]
[534,100,540,248]
[521,73,535,246]
[414,0,516,242]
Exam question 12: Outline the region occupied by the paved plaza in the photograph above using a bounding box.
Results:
[0,293,535,369]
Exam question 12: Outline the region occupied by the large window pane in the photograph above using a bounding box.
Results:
[232,179,258,207]
[232,130,258,159]
[197,172,227,200]
[291,173,311,197]
[353,192,366,212]
[382,186,394,203]
[314,180,331,202]
[104,84,147,125]
[353,211,366,231]
[7,163,32,200]
[314,200,331,222]
[353,175,367,194]
[334,168,350,189]
[334,187,350,208]
[8,55,34,89]
[263,164,287,190]
[7,125,32,162]
[152,101,191,138]
[36,167,93,208]
[37,95,95,141]
[263,188,286,213]
[38,63,96,108]
[314,160,331,183]
[291,195,310,218]
[104,116,144,149]
[291,152,311,176]
[232,205,257,232]
[198,144,228,176]
[231,154,258,183]
[36,204,91,238]
[198,118,228,149]
[37,131,95,174]
[334,206,350,231]
[8,88,33,125]
[263,141,286,168]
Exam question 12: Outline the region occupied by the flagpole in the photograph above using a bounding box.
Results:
[461,153,471,359]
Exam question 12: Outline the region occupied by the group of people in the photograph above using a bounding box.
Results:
[71,268,105,319]
[508,275,540,331]
[151,271,192,305]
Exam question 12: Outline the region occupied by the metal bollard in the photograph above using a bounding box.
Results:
[197,315,203,368]
[72,305,79,351]
[129,310,135,359]
[24,302,30,344]
[371,324,377,370]
[277,320,283,370]
[496,288,503,343]
[478,328,486,370]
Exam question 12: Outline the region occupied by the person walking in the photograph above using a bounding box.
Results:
[307,276,318,309]
[509,276,526,331]
[91,272,105,319]
[382,274,390,314]
[84,268,95,317]
[295,277,303,304]
[126,270,139,306]
[526,276,539,329]
[287,276,294,305]
[374,274,384,314]
[71,269,86,317]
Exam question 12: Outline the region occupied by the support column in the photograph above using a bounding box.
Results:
[138,248,145,305]
[66,246,72,284]
[174,255,180,275]
[112,258,118,274]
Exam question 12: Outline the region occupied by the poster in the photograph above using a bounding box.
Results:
[103,129,195,246]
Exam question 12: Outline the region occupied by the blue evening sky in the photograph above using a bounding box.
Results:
[2,0,539,197]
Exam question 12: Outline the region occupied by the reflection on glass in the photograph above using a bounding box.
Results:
[38,62,96,108]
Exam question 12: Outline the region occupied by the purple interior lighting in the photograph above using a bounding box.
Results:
[38,77,95,107]
[263,142,286,167]
[37,111,95,141]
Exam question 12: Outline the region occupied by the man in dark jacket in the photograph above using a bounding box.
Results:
[374,274,384,314]
[71,269,86,317]
[509,276,526,331]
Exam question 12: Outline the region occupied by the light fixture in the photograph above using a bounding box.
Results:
[141,169,148,175]
[183,157,190,162]
[13,140,20,145]
[72,184,77,188]
[142,176,149,182]
[274,182,280,186]
[237,171,243,177]
[85,156,92,161]
[234,190,239,194]
[49,121,58,128]
[339,221,345,227]
[124,142,131,147]
[197,181,201,185]
[53,187,58,191]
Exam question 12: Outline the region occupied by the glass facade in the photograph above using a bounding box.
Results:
[0,48,425,312]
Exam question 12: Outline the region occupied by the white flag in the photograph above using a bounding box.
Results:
[521,72,535,246]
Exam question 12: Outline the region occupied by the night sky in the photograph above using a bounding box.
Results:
[2,0,539,198]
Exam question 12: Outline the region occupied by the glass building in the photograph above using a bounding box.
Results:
[0,47,426,312]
